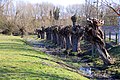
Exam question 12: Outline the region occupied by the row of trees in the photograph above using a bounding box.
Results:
[36,16,114,65]
[0,0,119,35]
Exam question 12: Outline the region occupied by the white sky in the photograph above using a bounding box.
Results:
[17,0,85,7]
[14,0,120,7]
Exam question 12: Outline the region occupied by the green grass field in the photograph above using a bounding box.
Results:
[0,35,88,80]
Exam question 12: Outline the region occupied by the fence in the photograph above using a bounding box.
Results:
[102,26,119,45]
[104,31,118,45]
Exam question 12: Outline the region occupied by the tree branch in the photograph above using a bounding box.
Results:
[107,4,120,16]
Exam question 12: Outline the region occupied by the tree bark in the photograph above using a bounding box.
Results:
[52,32,57,44]
[41,27,45,39]
[60,36,65,49]
[71,34,83,52]
[65,35,72,50]
[71,34,78,52]
[96,43,114,65]
[45,27,51,40]
[41,32,44,39]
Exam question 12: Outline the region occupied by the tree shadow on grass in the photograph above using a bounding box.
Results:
[20,54,82,76]
[20,54,52,62]
[0,68,69,80]
[0,43,45,55]
[10,39,26,43]
[20,71,69,80]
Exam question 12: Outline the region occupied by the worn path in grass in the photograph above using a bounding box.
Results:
[0,35,89,80]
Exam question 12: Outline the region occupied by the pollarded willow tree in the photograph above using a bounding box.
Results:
[84,18,114,65]
[71,14,84,52]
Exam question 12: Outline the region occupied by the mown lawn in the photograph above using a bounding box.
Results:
[0,35,88,80]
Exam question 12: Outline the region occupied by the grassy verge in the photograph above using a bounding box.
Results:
[0,35,88,80]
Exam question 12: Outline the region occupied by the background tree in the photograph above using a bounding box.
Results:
[53,7,60,25]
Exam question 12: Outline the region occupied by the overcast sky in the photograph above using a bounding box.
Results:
[16,0,85,7]
[15,0,120,7]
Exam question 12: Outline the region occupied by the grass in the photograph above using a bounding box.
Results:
[22,35,120,79]
[0,35,88,80]
[108,46,120,71]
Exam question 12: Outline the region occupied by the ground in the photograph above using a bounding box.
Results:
[0,34,120,80]
[25,35,120,79]
[0,35,88,80]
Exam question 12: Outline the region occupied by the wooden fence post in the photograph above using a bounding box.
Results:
[109,32,111,41]
[116,33,118,45]
[104,30,106,42]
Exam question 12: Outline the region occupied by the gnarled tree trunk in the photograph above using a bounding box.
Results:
[85,18,114,65]
[35,28,41,38]
[71,26,84,52]
[63,26,72,50]
[41,27,45,39]
[45,27,51,40]
[65,35,72,50]
[96,43,114,65]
